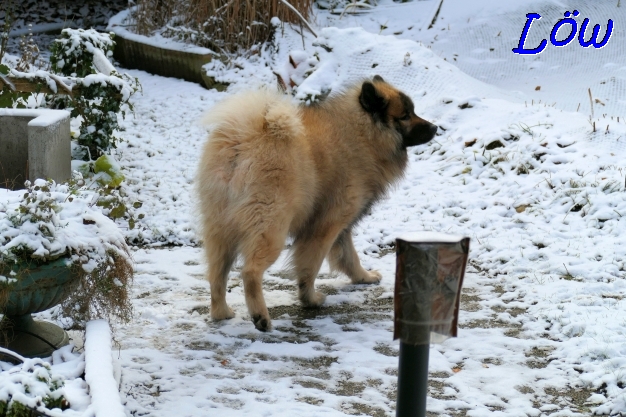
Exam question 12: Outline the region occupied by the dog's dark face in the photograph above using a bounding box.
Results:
[359,75,438,148]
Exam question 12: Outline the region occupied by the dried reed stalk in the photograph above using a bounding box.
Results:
[131,0,314,53]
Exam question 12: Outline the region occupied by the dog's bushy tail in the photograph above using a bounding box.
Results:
[201,89,303,143]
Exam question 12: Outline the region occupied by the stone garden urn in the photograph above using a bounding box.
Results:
[1,257,79,358]
[0,179,133,361]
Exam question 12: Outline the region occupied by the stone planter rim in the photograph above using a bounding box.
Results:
[2,256,79,317]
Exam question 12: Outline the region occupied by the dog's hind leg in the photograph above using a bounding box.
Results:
[328,229,382,284]
[206,237,237,321]
[292,224,344,307]
[240,227,288,332]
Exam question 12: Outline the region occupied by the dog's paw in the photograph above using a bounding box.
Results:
[211,305,235,321]
[252,314,272,332]
[301,291,327,308]
[352,270,382,284]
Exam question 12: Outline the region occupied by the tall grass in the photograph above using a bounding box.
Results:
[131,0,314,53]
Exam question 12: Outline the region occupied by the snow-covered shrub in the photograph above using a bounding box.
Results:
[0,356,69,416]
[50,29,116,78]
[49,29,140,160]
[0,178,133,328]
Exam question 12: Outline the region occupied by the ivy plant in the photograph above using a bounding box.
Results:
[48,28,140,160]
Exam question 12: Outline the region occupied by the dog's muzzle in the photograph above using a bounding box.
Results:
[404,121,438,147]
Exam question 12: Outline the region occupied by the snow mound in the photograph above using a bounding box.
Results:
[281,26,520,105]
[423,0,626,140]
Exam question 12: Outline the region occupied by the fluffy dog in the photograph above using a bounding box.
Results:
[196,75,437,331]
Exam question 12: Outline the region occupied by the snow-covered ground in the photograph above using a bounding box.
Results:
[5,0,626,415]
[113,1,626,416]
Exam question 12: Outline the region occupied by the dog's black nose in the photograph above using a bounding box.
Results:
[428,123,438,137]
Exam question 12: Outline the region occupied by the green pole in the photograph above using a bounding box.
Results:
[397,341,430,417]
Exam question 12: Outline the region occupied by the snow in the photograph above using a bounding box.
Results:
[54,28,115,60]
[106,9,215,55]
[91,49,116,76]
[0,108,70,127]
[397,232,468,243]
[84,320,125,417]
[3,0,626,415]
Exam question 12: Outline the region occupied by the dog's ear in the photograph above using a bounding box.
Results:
[373,75,384,83]
[359,81,388,115]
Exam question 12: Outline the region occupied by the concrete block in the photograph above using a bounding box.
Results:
[0,109,71,190]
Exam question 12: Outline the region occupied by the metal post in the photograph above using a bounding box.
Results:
[394,233,470,417]
[397,341,430,417]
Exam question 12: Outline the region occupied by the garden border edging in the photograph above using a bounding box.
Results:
[84,320,125,417]
[107,10,221,88]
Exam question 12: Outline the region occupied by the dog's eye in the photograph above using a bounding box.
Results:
[400,113,411,121]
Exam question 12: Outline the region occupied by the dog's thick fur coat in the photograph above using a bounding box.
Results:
[196,76,437,331]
